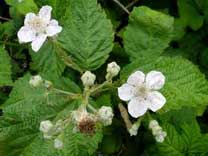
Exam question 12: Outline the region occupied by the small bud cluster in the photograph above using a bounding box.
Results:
[29,75,43,87]
[81,71,96,88]
[39,120,64,149]
[105,62,120,81]
[149,120,167,143]
[97,106,114,126]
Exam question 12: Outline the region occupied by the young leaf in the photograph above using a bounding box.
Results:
[121,56,208,112]
[59,0,114,71]
[124,6,174,61]
[0,46,12,86]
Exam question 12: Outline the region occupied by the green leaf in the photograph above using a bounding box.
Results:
[148,121,208,156]
[30,41,65,80]
[121,56,208,112]
[178,0,204,30]
[59,0,114,70]
[0,74,83,156]
[0,46,12,86]
[123,6,174,60]
[6,0,38,15]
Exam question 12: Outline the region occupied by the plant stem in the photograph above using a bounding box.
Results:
[126,0,140,9]
[112,0,130,14]
[53,88,80,98]
[118,103,132,129]
[0,16,10,21]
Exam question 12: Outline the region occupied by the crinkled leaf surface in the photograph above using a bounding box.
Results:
[0,46,12,86]
[148,121,208,156]
[30,41,65,80]
[59,0,114,70]
[121,56,208,112]
[124,6,174,60]
[0,74,102,156]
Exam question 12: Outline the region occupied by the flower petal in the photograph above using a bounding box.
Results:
[118,83,135,101]
[147,91,166,112]
[24,13,36,26]
[146,71,165,90]
[17,26,36,43]
[39,5,52,22]
[127,71,145,87]
[128,97,148,118]
[46,20,62,36]
[31,35,47,52]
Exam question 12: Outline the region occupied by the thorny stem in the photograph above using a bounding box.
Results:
[118,103,132,129]
[112,0,130,14]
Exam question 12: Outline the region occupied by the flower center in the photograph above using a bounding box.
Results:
[136,84,149,96]
[29,17,47,34]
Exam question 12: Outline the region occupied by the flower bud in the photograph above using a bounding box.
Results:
[155,131,167,143]
[29,75,43,87]
[39,120,53,133]
[129,124,139,136]
[81,71,96,87]
[149,120,159,129]
[98,106,114,126]
[54,138,64,149]
[106,62,120,80]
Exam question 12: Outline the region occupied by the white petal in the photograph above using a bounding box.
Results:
[31,35,47,52]
[127,71,145,87]
[17,26,36,43]
[24,13,37,26]
[146,71,165,90]
[147,91,166,112]
[118,83,136,101]
[128,97,148,118]
[46,20,62,36]
[39,5,52,22]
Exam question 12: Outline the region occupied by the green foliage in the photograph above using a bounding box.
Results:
[124,6,174,60]
[177,0,204,30]
[148,121,208,156]
[30,41,65,80]
[59,0,114,71]
[0,46,12,86]
[6,0,38,15]
[121,56,208,112]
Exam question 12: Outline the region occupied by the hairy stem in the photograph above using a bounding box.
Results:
[118,103,132,129]
[112,0,130,14]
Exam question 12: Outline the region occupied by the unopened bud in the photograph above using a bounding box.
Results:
[106,62,120,80]
[81,71,96,87]
[39,120,53,133]
[149,120,159,129]
[54,138,64,149]
[129,124,139,136]
[98,106,114,126]
[29,75,43,87]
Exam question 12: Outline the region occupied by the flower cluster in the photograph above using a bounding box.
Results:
[149,120,167,143]
[118,71,166,118]
[18,5,62,52]
[98,106,114,126]
[39,120,64,149]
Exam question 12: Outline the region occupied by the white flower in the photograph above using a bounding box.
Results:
[54,138,64,149]
[129,124,139,136]
[29,75,43,87]
[106,62,120,80]
[17,5,62,52]
[118,71,166,118]
[81,71,96,87]
[98,106,114,126]
[39,120,53,133]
